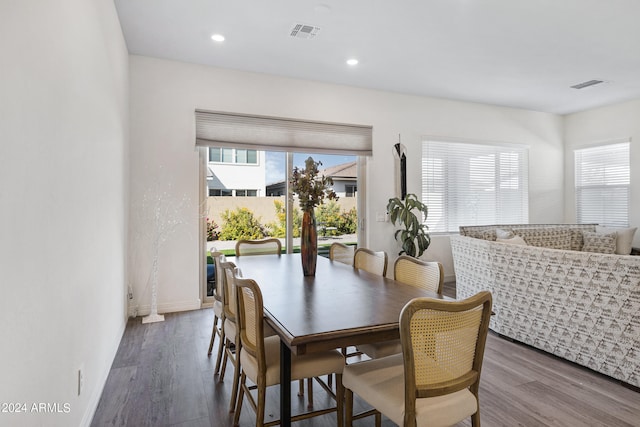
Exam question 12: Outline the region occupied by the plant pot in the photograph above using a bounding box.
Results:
[301,209,318,276]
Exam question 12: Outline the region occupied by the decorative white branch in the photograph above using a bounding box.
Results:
[134,181,190,324]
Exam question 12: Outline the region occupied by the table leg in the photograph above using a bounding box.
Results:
[280,339,292,427]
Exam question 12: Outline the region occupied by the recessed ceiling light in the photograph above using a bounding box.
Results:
[346,58,359,66]
[314,4,331,15]
[211,34,225,42]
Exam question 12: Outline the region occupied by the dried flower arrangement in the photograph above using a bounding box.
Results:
[290,156,338,211]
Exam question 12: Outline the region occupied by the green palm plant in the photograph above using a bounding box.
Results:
[387,193,430,257]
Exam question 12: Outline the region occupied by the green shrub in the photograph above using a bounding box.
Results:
[206,217,219,241]
[219,207,265,240]
[267,200,301,238]
[316,200,342,236]
[267,200,357,238]
[338,207,358,234]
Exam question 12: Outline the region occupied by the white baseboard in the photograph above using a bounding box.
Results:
[128,299,202,318]
[80,319,126,427]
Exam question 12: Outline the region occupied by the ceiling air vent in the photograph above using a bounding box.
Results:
[570,79,605,89]
[290,23,320,39]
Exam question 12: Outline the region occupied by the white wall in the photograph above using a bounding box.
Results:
[207,150,266,195]
[129,55,564,300]
[0,1,129,426]
[563,98,640,246]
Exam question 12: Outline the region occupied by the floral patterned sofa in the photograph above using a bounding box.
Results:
[450,224,640,388]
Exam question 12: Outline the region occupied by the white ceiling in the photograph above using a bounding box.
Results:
[114,0,640,115]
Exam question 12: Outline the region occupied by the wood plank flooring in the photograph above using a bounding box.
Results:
[92,284,640,426]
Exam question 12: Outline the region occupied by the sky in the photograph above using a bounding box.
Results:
[265,152,356,185]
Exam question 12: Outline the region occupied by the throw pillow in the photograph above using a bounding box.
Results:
[495,228,514,239]
[595,226,637,255]
[582,231,617,254]
[496,235,527,246]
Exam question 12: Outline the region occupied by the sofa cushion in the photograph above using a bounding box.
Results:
[582,231,617,254]
[482,230,497,241]
[514,227,572,250]
[569,229,585,251]
[460,227,495,241]
[496,235,527,246]
[595,226,637,255]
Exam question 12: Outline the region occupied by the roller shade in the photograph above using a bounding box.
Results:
[195,109,372,156]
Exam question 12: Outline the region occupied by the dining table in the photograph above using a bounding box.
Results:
[233,252,448,427]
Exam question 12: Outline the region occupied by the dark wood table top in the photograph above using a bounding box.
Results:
[234,253,448,355]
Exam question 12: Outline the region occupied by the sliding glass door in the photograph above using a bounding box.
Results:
[201,149,361,302]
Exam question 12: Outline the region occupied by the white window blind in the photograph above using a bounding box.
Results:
[575,141,630,227]
[195,110,373,156]
[422,140,529,233]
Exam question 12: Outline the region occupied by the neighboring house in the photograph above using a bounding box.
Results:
[206,147,266,196]
[266,161,357,197]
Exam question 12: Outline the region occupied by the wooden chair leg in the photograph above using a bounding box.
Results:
[375,412,381,427]
[345,388,354,427]
[214,328,226,375]
[256,382,267,427]
[298,379,304,396]
[207,315,219,356]
[228,357,240,413]
[232,372,246,427]
[471,409,481,427]
[219,339,230,381]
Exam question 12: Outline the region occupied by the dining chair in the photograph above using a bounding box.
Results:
[326,242,356,387]
[233,275,346,427]
[235,238,282,256]
[330,242,355,266]
[353,247,388,276]
[394,255,444,294]
[343,291,493,427]
[234,236,310,402]
[340,248,388,361]
[358,256,445,359]
[217,261,243,413]
[207,251,225,360]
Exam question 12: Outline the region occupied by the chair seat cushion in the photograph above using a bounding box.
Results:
[240,336,345,387]
[213,300,223,317]
[223,319,237,345]
[343,354,478,427]
[357,339,402,359]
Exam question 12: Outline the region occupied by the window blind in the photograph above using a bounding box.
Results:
[422,140,529,233]
[195,110,373,156]
[575,141,630,227]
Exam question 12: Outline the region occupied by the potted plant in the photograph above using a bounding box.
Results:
[290,157,338,275]
[387,193,430,258]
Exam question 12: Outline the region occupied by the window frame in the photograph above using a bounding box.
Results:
[208,147,259,165]
[345,184,357,198]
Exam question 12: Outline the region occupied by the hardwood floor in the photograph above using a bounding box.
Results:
[92,287,640,426]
